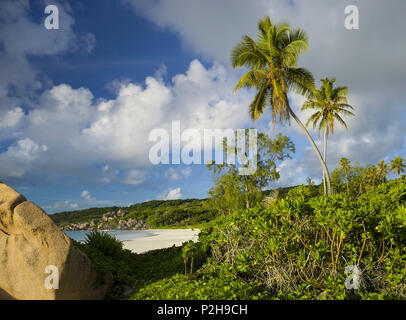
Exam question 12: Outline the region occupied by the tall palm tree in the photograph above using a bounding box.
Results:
[376,160,389,183]
[231,16,333,195]
[339,157,352,193]
[302,78,354,194]
[390,157,406,178]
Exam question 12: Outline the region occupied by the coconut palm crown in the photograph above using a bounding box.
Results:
[302,78,354,137]
[390,157,406,177]
[231,16,333,195]
[231,16,315,123]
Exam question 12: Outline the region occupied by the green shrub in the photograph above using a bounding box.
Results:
[131,273,271,300]
[83,231,123,258]
[192,180,406,300]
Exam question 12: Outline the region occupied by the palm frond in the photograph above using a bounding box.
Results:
[233,70,267,92]
[230,35,268,69]
[249,82,269,121]
[286,67,315,96]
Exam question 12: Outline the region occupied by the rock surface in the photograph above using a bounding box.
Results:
[0,182,110,300]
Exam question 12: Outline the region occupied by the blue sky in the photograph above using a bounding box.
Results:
[28,0,196,99]
[1,0,405,213]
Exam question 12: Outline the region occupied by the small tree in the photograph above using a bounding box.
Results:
[207,130,295,214]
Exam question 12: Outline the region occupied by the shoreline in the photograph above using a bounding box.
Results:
[122,228,200,254]
[64,228,201,254]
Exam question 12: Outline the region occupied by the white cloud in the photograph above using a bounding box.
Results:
[121,170,147,185]
[164,167,192,181]
[272,157,322,188]
[0,59,253,185]
[45,191,114,213]
[158,187,183,200]
[80,190,92,201]
[0,138,47,177]
[45,200,79,211]
[0,107,24,130]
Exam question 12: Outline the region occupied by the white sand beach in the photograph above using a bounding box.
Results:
[122,228,200,254]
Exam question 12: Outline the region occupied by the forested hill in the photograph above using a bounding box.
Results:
[49,198,217,228]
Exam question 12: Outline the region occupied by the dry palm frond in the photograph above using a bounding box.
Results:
[262,189,280,207]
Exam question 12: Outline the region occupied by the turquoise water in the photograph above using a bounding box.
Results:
[64,230,156,242]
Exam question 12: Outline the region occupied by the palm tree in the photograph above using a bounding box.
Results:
[302,78,354,194]
[376,160,389,183]
[231,16,333,195]
[306,177,315,186]
[390,157,406,178]
[365,165,379,190]
[339,157,352,193]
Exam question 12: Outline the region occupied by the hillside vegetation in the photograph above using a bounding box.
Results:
[50,198,216,229]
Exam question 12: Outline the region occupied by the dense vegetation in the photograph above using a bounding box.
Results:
[51,206,121,226]
[77,173,405,300]
[124,199,216,228]
[130,177,406,300]
[51,198,216,228]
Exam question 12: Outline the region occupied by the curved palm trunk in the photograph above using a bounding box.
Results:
[322,127,328,195]
[287,104,332,195]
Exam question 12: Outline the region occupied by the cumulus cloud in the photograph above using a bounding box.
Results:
[158,187,183,200]
[0,107,24,130]
[0,138,47,177]
[0,59,254,185]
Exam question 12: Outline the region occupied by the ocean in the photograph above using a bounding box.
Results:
[64,230,157,242]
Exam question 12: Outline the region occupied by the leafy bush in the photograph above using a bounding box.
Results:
[83,231,123,258]
[75,231,137,299]
[131,273,270,300]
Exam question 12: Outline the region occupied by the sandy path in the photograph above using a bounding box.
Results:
[122,228,200,254]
